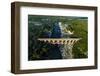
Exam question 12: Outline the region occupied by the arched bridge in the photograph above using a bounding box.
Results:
[38,38,81,45]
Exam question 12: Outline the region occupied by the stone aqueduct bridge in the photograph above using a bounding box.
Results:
[38,38,81,59]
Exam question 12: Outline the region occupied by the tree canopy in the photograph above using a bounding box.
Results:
[28,15,88,60]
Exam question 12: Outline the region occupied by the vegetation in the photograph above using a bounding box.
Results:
[28,15,88,60]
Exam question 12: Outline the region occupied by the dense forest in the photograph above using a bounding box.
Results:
[28,15,88,60]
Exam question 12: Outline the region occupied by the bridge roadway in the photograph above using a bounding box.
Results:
[38,38,81,45]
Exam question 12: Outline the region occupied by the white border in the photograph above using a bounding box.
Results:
[20,6,95,70]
